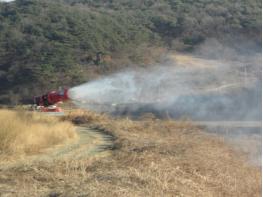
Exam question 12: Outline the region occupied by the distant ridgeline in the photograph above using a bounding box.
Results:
[0,0,261,104]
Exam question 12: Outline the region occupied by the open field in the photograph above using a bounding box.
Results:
[0,0,260,196]
[0,50,260,196]
[0,109,77,159]
[0,109,260,196]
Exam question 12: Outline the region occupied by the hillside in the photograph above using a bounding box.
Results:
[0,110,261,196]
[0,0,261,104]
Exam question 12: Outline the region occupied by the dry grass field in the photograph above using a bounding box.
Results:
[0,109,77,158]
[0,109,260,196]
[63,110,261,196]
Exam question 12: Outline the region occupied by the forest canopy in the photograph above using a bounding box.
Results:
[0,0,261,104]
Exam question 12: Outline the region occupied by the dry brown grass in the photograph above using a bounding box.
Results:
[61,110,262,196]
[0,109,77,157]
[169,53,218,68]
[0,109,261,196]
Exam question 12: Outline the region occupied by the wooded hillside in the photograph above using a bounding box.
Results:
[0,0,261,104]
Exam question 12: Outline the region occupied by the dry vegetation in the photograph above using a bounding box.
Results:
[0,109,259,196]
[61,110,261,197]
[0,109,77,158]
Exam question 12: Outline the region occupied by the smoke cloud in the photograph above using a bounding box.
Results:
[69,42,261,121]
[68,40,261,165]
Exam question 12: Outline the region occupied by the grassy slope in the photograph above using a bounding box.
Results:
[0,109,77,157]
[0,110,259,196]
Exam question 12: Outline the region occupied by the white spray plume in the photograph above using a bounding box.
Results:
[69,50,260,120]
[68,40,261,166]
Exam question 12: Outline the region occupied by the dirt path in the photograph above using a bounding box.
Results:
[35,126,114,160]
[0,126,114,170]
